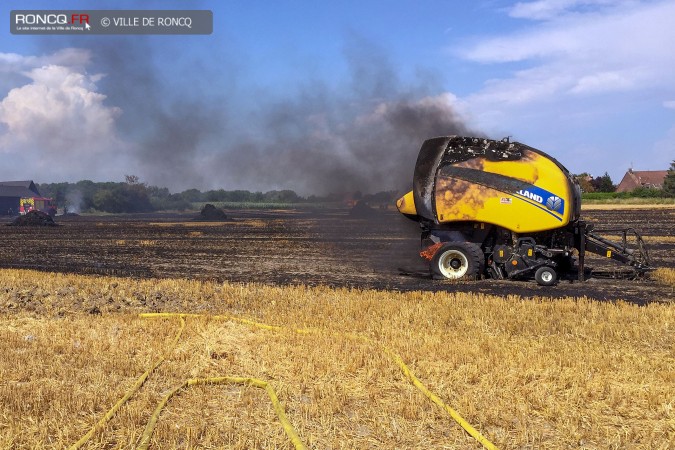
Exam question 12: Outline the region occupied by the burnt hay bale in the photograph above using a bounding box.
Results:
[195,204,231,221]
[348,200,381,218]
[7,211,58,227]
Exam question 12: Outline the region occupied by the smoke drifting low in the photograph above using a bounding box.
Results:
[2,37,479,195]
[216,93,473,195]
[210,38,478,194]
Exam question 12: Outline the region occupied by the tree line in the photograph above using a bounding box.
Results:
[35,162,675,213]
[573,172,615,193]
[37,176,400,214]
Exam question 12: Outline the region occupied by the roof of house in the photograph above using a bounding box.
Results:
[616,170,668,193]
[0,180,34,187]
[0,180,40,197]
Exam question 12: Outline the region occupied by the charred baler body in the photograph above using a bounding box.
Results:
[397,136,651,285]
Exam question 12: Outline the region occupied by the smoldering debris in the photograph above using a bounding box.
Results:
[8,211,58,227]
[348,201,382,219]
[195,204,232,221]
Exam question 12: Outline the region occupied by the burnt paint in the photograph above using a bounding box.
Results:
[437,166,535,195]
[412,136,451,222]
[440,137,523,165]
[411,135,580,224]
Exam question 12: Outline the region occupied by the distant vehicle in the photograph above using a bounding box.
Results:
[20,197,57,216]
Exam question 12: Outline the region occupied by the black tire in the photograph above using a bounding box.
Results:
[535,266,557,286]
[430,242,484,281]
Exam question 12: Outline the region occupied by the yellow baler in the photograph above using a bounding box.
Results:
[397,136,651,285]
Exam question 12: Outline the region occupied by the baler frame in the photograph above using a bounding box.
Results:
[399,136,654,286]
[575,222,651,281]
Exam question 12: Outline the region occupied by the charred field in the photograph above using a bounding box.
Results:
[1,206,673,449]
[0,206,672,305]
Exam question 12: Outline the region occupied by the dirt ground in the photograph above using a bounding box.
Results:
[0,207,672,305]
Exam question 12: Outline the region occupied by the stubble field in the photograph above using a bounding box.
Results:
[0,206,673,449]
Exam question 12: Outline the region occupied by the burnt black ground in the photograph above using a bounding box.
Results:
[0,208,672,305]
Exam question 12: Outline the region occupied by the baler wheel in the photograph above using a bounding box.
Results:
[431,242,483,280]
[535,266,558,286]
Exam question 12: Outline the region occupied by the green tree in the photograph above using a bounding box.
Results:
[92,179,154,213]
[664,160,675,196]
[262,190,300,203]
[125,174,140,185]
[591,172,615,192]
[36,182,68,209]
[179,188,204,202]
[574,173,595,193]
[227,190,254,202]
[203,189,222,202]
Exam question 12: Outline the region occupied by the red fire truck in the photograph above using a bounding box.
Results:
[19,197,57,216]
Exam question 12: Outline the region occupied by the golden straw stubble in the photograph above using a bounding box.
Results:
[0,269,673,449]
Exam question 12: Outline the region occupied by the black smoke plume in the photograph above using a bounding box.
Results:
[44,35,478,194]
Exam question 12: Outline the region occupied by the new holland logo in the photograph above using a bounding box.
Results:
[516,189,543,203]
[514,186,565,215]
[546,195,562,211]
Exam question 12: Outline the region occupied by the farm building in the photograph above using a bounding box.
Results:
[0,181,41,215]
[616,169,668,193]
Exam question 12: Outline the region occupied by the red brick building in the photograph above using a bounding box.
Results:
[616,169,668,193]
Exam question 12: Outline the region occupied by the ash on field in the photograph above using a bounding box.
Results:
[0,207,672,305]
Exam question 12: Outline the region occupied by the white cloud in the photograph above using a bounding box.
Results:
[0,49,129,182]
[507,0,630,20]
[0,48,91,79]
[450,1,675,182]
[459,1,675,105]
[466,1,675,65]
[0,65,119,146]
[568,70,638,94]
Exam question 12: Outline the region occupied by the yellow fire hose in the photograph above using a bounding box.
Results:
[68,317,186,450]
[137,376,307,450]
[140,312,498,450]
[381,345,497,450]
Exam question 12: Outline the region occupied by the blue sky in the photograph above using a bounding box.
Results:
[1,0,673,192]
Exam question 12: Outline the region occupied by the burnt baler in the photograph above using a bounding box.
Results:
[396,136,651,285]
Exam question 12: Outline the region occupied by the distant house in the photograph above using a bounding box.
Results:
[616,169,668,193]
[0,181,41,215]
